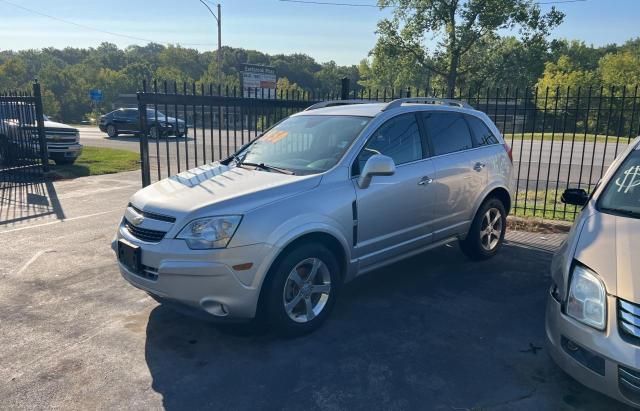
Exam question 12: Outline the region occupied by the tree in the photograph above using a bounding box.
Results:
[599,51,640,90]
[375,0,564,95]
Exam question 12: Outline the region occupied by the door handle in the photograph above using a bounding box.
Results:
[473,162,486,172]
[418,176,433,185]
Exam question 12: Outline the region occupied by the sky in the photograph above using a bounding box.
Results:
[0,0,638,66]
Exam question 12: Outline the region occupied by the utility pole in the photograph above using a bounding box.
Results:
[199,1,222,90]
[217,3,221,90]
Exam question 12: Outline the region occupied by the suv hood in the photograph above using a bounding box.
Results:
[573,211,640,301]
[129,162,321,219]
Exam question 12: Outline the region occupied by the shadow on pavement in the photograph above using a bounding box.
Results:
[144,243,629,410]
[0,178,65,226]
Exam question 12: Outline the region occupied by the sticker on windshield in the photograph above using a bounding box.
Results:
[615,165,640,193]
[262,130,289,143]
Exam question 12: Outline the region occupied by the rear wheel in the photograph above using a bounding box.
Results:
[460,197,506,260]
[106,124,117,138]
[0,136,10,166]
[149,125,161,139]
[264,243,340,336]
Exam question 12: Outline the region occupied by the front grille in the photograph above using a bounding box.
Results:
[618,299,640,341]
[129,203,176,223]
[619,366,640,404]
[124,219,166,243]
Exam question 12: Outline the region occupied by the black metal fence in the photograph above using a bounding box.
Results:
[138,79,640,221]
[0,82,48,187]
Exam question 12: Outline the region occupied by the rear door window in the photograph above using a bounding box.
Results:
[422,112,474,156]
[466,115,499,146]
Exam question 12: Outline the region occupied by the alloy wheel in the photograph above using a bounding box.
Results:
[282,257,331,323]
[480,207,503,251]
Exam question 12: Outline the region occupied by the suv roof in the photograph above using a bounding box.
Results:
[298,97,477,118]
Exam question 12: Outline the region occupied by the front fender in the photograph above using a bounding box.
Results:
[251,215,352,291]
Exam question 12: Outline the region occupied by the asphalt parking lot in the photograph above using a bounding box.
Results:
[0,172,632,410]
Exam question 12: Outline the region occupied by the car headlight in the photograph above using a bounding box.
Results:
[176,216,242,249]
[566,263,606,330]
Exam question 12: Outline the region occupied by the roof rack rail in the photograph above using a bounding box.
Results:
[382,97,473,111]
[304,99,373,111]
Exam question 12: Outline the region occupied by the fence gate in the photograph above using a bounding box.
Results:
[136,80,317,187]
[0,82,48,186]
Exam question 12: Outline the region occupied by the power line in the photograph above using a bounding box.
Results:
[278,0,587,7]
[0,0,216,47]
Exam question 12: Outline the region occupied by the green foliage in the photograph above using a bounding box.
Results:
[0,43,360,122]
[373,0,565,94]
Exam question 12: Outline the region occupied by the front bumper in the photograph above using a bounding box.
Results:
[48,143,83,159]
[546,292,640,407]
[112,224,277,321]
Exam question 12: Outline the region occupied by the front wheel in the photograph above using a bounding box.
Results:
[459,197,506,260]
[54,157,77,165]
[264,243,340,336]
[106,124,117,138]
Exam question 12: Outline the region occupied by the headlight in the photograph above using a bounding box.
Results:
[176,216,242,249]
[566,263,606,330]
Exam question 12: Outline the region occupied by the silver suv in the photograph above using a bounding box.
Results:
[113,98,514,335]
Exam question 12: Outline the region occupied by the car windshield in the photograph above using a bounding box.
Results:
[235,115,371,175]
[598,147,640,218]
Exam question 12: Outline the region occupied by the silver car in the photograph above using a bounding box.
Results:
[112,98,514,335]
[546,137,640,407]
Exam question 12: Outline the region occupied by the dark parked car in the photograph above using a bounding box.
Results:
[98,108,187,139]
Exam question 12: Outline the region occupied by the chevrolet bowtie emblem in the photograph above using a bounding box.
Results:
[131,214,144,226]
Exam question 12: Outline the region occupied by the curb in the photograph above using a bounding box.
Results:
[507,215,572,234]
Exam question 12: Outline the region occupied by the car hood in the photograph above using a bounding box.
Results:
[129,162,321,220]
[573,210,640,301]
[44,120,78,132]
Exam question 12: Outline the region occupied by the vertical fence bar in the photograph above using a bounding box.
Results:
[164,80,171,178]
[137,80,151,187]
[532,87,550,217]
[552,86,571,219]
[32,81,48,173]
[174,81,181,174]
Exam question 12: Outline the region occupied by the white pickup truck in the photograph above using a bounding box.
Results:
[0,103,83,166]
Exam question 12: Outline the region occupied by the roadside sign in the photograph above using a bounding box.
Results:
[89,89,103,102]
[241,64,277,99]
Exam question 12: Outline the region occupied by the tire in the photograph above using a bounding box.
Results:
[0,136,9,166]
[54,157,76,165]
[460,197,507,261]
[106,124,118,138]
[149,125,161,139]
[264,243,340,337]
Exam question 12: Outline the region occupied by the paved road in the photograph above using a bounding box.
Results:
[0,172,630,410]
[79,126,634,187]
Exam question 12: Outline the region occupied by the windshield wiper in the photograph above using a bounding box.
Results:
[599,207,640,219]
[238,161,295,175]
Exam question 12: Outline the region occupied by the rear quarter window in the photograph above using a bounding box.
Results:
[422,112,473,156]
[466,115,499,146]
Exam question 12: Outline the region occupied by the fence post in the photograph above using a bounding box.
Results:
[340,78,350,100]
[32,80,49,173]
[137,82,151,187]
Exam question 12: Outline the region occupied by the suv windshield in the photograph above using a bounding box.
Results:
[235,115,371,175]
[598,147,640,218]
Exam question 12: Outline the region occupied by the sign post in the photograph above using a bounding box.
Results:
[88,89,103,125]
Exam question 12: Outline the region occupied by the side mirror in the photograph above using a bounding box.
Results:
[561,188,589,206]
[357,154,395,189]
